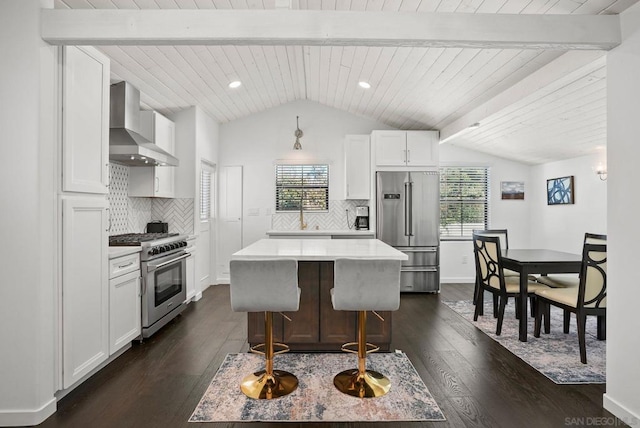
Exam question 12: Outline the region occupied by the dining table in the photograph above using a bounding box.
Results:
[500,249,582,342]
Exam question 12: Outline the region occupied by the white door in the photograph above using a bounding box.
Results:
[198,161,216,293]
[217,166,243,283]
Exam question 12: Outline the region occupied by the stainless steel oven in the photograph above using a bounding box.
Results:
[109,233,190,338]
[141,250,190,338]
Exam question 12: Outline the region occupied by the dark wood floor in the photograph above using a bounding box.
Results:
[39,284,621,428]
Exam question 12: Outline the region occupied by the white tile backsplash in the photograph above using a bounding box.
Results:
[271,199,370,231]
[110,163,364,235]
[108,163,194,235]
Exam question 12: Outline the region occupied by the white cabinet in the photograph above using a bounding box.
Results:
[129,111,176,198]
[61,196,109,389]
[62,46,110,194]
[373,130,439,167]
[109,253,141,355]
[344,135,371,200]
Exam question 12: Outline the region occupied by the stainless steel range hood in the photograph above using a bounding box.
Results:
[109,81,179,167]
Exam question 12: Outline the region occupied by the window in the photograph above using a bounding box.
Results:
[200,163,215,220]
[275,164,329,212]
[440,166,489,239]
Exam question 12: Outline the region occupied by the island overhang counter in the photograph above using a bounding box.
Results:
[231,239,407,352]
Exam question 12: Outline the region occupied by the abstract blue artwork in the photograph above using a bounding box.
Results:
[547,176,574,205]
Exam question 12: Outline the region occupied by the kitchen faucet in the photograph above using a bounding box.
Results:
[299,191,307,230]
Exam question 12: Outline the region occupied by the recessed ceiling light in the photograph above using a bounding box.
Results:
[228,81,242,89]
[358,81,371,89]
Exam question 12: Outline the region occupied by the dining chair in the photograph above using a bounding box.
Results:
[230,259,301,399]
[331,258,401,398]
[472,232,551,335]
[533,242,607,364]
[536,233,607,288]
[472,229,536,316]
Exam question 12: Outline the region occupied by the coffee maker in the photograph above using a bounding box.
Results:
[355,206,370,230]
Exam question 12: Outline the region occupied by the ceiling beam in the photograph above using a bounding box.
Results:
[438,50,607,144]
[41,9,620,50]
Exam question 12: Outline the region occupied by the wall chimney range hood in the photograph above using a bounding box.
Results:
[109,81,179,167]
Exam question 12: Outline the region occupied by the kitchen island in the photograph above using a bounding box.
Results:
[232,239,407,351]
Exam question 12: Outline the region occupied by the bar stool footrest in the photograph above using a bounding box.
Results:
[250,342,290,356]
[341,341,380,355]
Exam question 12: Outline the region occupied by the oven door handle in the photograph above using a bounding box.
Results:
[147,253,191,272]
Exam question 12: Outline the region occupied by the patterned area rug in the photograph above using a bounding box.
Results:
[189,352,446,422]
[443,300,605,384]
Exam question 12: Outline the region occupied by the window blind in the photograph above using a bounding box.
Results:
[200,169,211,220]
[440,167,489,239]
[275,164,329,212]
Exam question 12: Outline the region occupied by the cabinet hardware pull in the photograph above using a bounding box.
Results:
[117,261,135,269]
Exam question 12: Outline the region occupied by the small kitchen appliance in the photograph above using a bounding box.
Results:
[146,221,168,233]
[355,205,370,230]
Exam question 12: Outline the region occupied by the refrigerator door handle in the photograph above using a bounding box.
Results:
[404,181,410,236]
[407,181,413,236]
[401,266,438,273]
[397,247,438,253]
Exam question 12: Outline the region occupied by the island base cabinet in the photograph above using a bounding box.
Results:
[247,261,391,352]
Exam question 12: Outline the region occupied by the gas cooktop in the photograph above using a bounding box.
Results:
[108,233,179,246]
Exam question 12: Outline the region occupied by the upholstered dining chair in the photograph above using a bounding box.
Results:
[472,229,537,316]
[331,258,401,398]
[230,259,301,399]
[534,242,607,364]
[536,233,607,289]
[472,232,550,335]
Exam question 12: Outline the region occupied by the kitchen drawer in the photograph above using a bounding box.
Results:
[109,253,140,279]
[396,247,438,267]
[400,267,439,292]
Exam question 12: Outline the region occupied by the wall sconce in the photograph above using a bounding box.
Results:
[595,163,607,181]
[293,116,303,150]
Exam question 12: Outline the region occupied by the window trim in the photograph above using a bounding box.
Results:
[439,166,490,240]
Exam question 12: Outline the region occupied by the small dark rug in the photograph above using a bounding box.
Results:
[443,300,605,384]
[189,352,446,422]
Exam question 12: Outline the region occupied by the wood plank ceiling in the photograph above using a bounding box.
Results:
[54,0,633,165]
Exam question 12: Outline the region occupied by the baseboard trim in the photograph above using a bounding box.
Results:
[0,397,56,427]
[603,394,640,427]
[441,277,474,284]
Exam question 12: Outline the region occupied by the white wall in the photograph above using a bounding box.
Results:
[604,2,640,425]
[219,99,394,247]
[529,153,607,253]
[173,106,220,293]
[439,144,533,282]
[0,0,58,425]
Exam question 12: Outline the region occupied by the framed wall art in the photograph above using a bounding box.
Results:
[547,175,574,205]
[501,181,525,200]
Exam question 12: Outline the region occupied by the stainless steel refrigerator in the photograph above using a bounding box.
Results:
[376,171,440,292]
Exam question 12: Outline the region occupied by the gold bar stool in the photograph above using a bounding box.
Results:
[331,258,402,398]
[230,259,301,399]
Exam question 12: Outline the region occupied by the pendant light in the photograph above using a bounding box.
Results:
[293,116,303,150]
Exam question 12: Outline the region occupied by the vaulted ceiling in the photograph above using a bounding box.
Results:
[52,0,633,165]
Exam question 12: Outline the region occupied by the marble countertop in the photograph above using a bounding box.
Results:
[232,238,407,261]
[266,229,375,236]
[108,246,141,259]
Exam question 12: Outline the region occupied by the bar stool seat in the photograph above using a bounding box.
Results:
[230,259,301,399]
[331,258,401,398]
